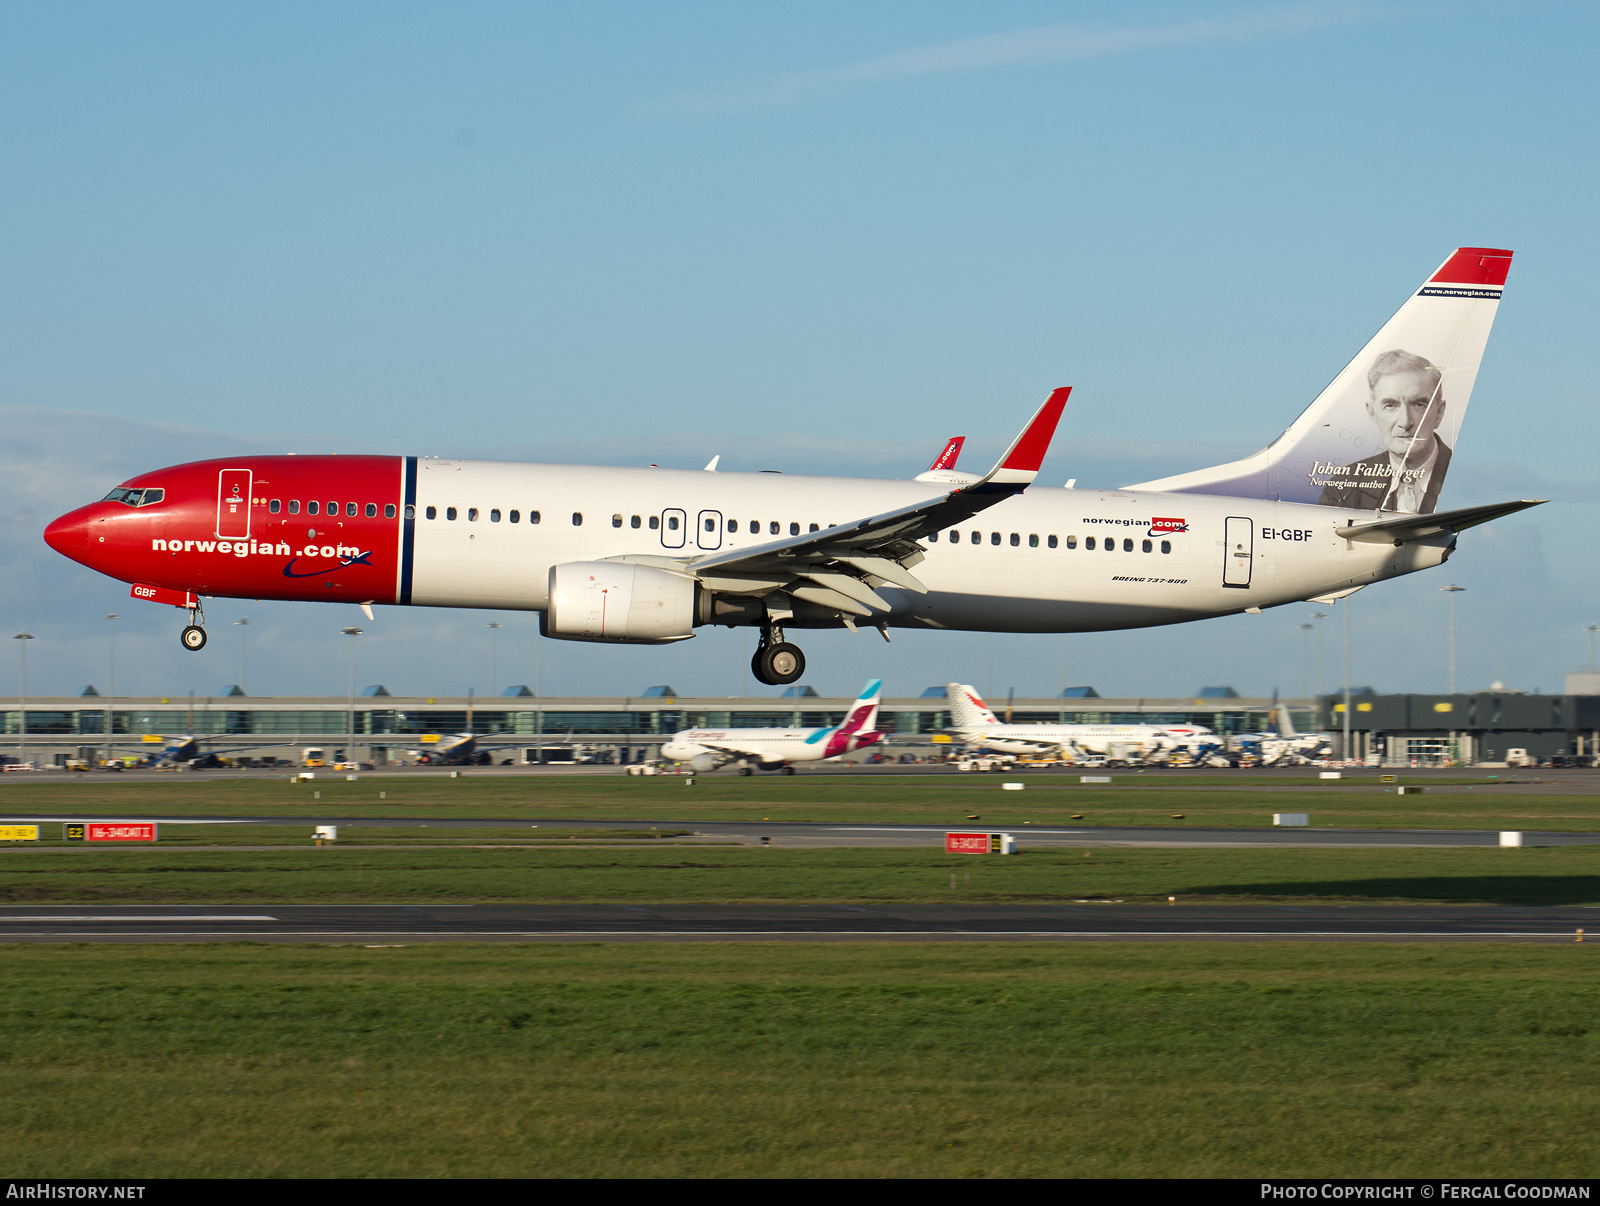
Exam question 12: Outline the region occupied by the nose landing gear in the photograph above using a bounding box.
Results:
[751,623,805,686]
[180,604,207,652]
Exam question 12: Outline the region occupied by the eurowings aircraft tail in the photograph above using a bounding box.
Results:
[946,683,1001,730]
[835,679,883,736]
[1126,248,1513,515]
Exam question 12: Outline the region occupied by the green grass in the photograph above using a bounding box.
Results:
[0,942,1594,1177]
[3,845,1597,905]
[4,772,1600,830]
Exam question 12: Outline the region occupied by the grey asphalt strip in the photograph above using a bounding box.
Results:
[0,903,1594,943]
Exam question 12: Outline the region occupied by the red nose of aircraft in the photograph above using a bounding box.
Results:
[43,507,91,560]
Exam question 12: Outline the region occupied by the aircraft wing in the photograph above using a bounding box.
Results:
[967,733,1061,750]
[1335,499,1545,544]
[671,389,1070,617]
[681,742,755,767]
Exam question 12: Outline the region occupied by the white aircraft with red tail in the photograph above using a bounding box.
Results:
[44,249,1539,685]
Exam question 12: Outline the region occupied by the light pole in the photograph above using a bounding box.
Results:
[234,618,250,692]
[104,614,118,752]
[1585,624,1600,672]
[486,621,502,697]
[1297,623,1314,701]
[341,627,362,767]
[1341,600,1353,764]
[1439,585,1466,694]
[14,633,33,762]
[1309,612,1329,701]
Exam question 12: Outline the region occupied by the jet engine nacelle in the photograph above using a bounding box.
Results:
[543,561,697,644]
[689,753,722,772]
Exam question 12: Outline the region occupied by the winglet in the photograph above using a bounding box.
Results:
[978,388,1071,488]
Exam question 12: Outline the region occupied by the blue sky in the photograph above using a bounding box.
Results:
[2,2,1596,702]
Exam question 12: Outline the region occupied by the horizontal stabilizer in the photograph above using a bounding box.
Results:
[1335,498,1545,544]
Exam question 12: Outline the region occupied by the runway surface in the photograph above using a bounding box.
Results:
[4,813,1600,847]
[0,902,1594,943]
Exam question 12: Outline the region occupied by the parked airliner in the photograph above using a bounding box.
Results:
[43,248,1538,685]
[946,684,1216,762]
[659,680,884,773]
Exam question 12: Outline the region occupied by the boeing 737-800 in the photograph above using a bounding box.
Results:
[44,248,1538,685]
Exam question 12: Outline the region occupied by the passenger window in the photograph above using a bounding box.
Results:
[990,532,1000,545]
[1028,534,1039,548]
[490,509,502,523]
[1142,539,1152,553]
[748,520,758,534]
[385,504,396,519]
[530,511,540,524]
[970,531,981,544]
[447,507,457,521]
[1106,540,1116,553]
[365,503,377,518]
[949,531,959,543]
[1161,540,1172,554]
[307,502,319,516]
[572,513,583,526]
[790,523,800,535]
[403,505,414,520]
[632,516,642,529]
[1009,533,1020,547]
[769,522,779,535]
[269,500,281,514]
[288,500,300,515]
[1086,537,1095,550]
[425,506,436,520]
[809,523,819,532]
[509,510,519,523]
[468,508,479,521]
[1123,538,1133,552]
[727,518,737,532]
[327,502,337,515]
[613,514,624,528]
[347,502,359,517]
[649,516,659,530]
[1047,535,1057,549]
[1065,535,1077,549]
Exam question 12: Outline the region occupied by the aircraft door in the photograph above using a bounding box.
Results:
[1223,516,1253,588]
[697,510,723,551]
[659,508,686,550]
[217,469,253,540]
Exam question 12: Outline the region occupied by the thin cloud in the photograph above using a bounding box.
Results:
[653,3,1385,115]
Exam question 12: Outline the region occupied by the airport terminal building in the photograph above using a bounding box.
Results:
[6,682,1598,767]
[2,685,1309,767]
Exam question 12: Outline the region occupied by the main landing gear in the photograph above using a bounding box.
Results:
[180,604,207,652]
[751,624,805,686]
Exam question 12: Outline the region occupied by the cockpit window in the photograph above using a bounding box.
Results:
[102,487,164,507]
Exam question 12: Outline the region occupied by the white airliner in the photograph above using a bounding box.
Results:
[46,248,1539,687]
[659,679,884,774]
[945,684,1216,763]
[1228,701,1333,766]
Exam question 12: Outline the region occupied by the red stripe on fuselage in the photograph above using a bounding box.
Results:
[48,456,405,605]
